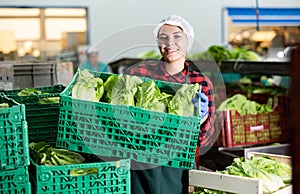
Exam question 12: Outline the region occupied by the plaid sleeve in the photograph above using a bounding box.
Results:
[198,76,215,147]
[189,72,215,147]
[192,74,216,168]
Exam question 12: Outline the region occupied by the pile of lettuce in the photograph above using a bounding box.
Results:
[17,88,60,104]
[193,156,292,194]
[71,69,200,117]
[217,94,273,116]
[188,45,261,65]
[225,82,289,97]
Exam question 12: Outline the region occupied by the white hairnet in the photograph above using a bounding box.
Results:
[153,15,195,53]
[86,47,99,55]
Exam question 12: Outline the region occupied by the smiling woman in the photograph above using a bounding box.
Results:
[125,15,215,194]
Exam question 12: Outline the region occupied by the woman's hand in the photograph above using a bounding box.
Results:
[192,92,209,124]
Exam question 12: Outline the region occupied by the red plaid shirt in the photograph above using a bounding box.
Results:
[125,59,215,168]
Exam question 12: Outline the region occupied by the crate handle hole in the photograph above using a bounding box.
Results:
[69,167,98,177]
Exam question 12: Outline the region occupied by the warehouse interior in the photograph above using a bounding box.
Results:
[0,0,299,193]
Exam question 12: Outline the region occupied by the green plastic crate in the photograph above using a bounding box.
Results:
[56,70,201,169]
[0,85,65,145]
[29,158,130,194]
[0,166,31,194]
[0,96,30,170]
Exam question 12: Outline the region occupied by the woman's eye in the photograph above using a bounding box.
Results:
[159,37,168,41]
[174,35,182,39]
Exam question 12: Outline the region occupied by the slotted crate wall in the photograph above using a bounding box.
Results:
[0,95,29,170]
[0,166,31,194]
[30,159,130,194]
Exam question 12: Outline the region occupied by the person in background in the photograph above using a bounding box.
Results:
[125,15,215,194]
[270,29,285,48]
[81,48,111,72]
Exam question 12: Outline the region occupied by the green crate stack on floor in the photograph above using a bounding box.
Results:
[0,95,31,193]
[0,84,66,146]
[29,153,131,194]
[3,83,132,193]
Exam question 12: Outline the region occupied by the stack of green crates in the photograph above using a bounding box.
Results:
[0,84,65,145]
[0,95,31,193]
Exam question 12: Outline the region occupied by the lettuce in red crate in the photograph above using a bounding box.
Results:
[217,94,273,115]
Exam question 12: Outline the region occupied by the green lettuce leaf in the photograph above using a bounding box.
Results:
[136,80,159,107]
[38,97,60,104]
[220,157,286,193]
[168,83,199,116]
[111,75,143,106]
[0,103,9,108]
[250,156,292,184]
[240,100,257,115]
[71,69,104,102]
[218,94,248,113]
[18,88,42,96]
[135,80,172,113]
[103,75,118,103]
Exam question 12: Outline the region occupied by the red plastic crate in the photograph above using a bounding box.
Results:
[216,109,286,147]
[222,86,290,146]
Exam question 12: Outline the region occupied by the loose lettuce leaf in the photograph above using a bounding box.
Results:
[239,50,261,61]
[71,69,104,102]
[135,80,172,113]
[208,45,232,65]
[220,157,286,193]
[17,88,42,96]
[78,68,94,81]
[247,164,285,193]
[103,75,118,103]
[136,80,159,107]
[257,104,273,114]
[38,97,60,104]
[217,94,248,113]
[111,75,142,106]
[250,156,292,184]
[240,100,257,115]
[158,92,173,110]
[168,83,199,116]
[0,103,9,108]
[93,78,104,101]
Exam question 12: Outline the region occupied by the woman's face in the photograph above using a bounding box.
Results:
[157,24,188,63]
